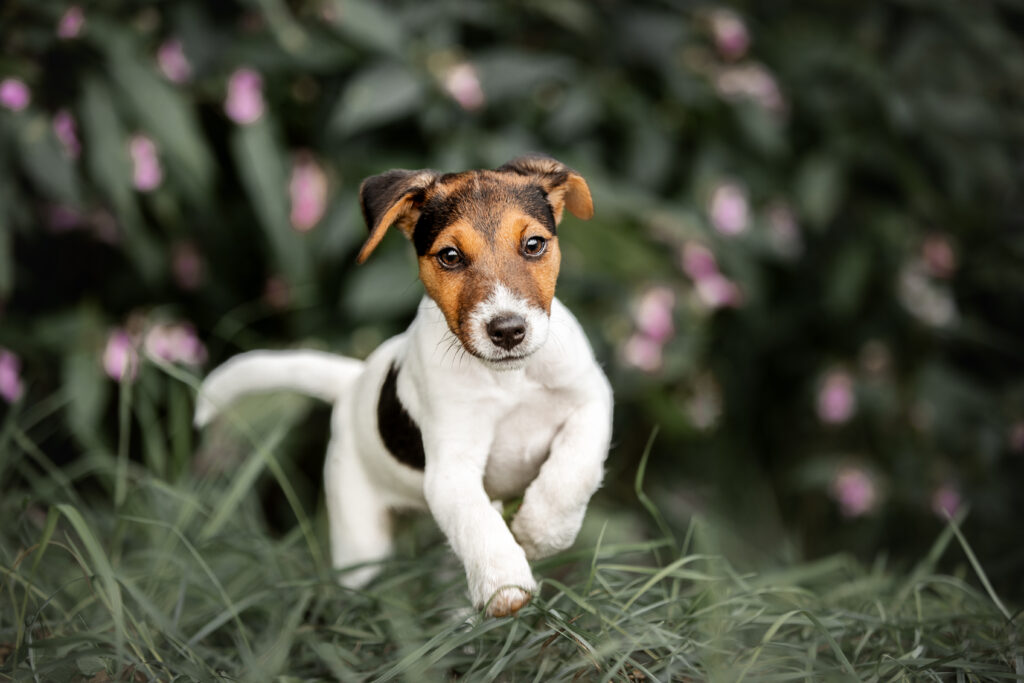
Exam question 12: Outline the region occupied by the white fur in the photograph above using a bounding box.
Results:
[466,283,550,369]
[196,295,612,616]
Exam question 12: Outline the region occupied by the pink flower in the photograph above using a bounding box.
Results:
[766,202,803,259]
[130,135,163,191]
[922,234,956,279]
[623,333,664,373]
[289,151,328,231]
[0,349,25,403]
[57,6,85,39]
[708,182,749,235]
[931,483,961,518]
[715,63,784,112]
[157,39,192,84]
[103,329,139,382]
[681,242,719,281]
[1010,421,1024,453]
[171,242,204,290]
[444,63,485,111]
[708,9,749,61]
[225,68,264,125]
[679,242,743,310]
[817,369,856,424]
[694,273,742,309]
[830,466,878,518]
[144,323,207,366]
[635,287,675,343]
[0,78,30,112]
[53,109,80,158]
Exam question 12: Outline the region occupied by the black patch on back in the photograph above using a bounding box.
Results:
[412,179,556,256]
[377,362,425,470]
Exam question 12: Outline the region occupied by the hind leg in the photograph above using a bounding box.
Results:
[324,435,393,589]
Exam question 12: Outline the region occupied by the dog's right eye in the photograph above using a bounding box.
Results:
[436,247,465,269]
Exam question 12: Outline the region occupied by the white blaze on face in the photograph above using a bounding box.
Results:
[468,283,550,369]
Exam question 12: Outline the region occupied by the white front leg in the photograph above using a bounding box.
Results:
[511,375,612,559]
[423,436,537,617]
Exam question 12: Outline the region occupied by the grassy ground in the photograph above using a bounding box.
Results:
[1,369,1021,681]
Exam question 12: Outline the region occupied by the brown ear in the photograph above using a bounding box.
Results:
[357,169,439,263]
[497,154,594,224]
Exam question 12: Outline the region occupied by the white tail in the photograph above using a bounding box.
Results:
[194,350,363,427]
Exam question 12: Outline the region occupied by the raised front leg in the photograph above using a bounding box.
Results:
[511,375,612,560]
[423,441,538,617]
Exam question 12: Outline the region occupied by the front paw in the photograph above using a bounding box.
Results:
[469,557,538,617]
[511,504,585,561]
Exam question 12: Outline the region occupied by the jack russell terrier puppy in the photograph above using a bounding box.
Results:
[195,155,612,617]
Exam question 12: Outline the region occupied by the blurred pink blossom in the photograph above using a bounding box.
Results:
[708,9,749,61]
[817,369,856,424]
[225,68,264,125]
[623,334,664,373]
[680,242,743,309]
[130,135,163,191]
[830,466,877,517]
[103,329,139,382]
[635,287,675,343]
[0,78,30,111]
[289,152,328,231]
[922,234,956,279]
[171,241,205,290]
[0,349,24,403]
[57,6,85,39]
[715,63,784,112]
[898,262,957,327]
[264,275,291,310]
[46,205,83,232]
[144,323,207,366]
[694,273,742,309]
[681,242,719,281]
[1009,421,1024,453]
[157,39,192,84]
[709,182,749,235]
[444,63,485,111]
[53,109,81,158]
[931,483,962,518]
[766,202,803,259]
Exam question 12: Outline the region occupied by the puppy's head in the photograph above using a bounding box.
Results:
[358,155,593,370]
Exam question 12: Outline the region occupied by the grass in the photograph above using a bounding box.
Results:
[1,368,1021,681]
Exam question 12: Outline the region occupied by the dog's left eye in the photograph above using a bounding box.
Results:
[522,236,547,257]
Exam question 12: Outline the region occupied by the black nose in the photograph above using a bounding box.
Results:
[487,314,527,350]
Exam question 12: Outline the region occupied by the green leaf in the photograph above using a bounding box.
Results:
[79,77,163,282]
[105,37,214,203]
[474,50,573,102]
[0,186,11,298]
[325,0,404,55]
[16,115,81,204]
[795,154,844,230]
[56,504,126,657]
[340,246,422,321]
[330,62,425,136]
[230,118,312,296]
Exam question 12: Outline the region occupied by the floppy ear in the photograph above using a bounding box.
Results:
[357,169,439,263]
[497,154,594,224]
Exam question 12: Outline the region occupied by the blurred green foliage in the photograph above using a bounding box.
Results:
[1,0,1023,598]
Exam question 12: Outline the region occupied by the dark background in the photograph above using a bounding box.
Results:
[2,0,1022,598]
